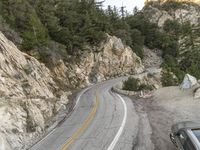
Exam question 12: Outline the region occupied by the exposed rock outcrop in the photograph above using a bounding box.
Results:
[143,1,200,65]
[145,0,200,5]
[52,35,144,88]
[143,47,163,68]
[0,32,71,150]
[132,68,162,89]
[144,1,200,27]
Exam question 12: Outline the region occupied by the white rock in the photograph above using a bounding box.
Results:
[180,74,197,89]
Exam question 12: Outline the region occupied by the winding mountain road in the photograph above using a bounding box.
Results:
[31,78,138,150]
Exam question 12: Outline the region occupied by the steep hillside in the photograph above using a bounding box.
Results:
[141,1,200,86]
[0,31,72,149]
[0,30,143,149]
[51,34,144,88]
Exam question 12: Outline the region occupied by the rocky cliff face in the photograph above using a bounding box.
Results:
[144,1,200,27]
[52,35,144,88]
[0,32,71,150]
[143,1,200,55]
[0,31,144,149]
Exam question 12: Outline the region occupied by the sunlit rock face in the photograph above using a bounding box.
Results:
[143,0,200,27]
[0,32,71,150]
[145,0,200,5]
[53,34,144,88]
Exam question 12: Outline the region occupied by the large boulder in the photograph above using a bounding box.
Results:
[180,74,197,89]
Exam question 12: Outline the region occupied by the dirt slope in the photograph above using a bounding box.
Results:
[131,86,200,150]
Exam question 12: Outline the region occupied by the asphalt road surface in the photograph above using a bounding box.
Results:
[31,78,138,150]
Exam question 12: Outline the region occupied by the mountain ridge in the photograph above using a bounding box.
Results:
[145,0,200,5]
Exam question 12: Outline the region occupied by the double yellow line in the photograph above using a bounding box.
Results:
[60,92,99,150]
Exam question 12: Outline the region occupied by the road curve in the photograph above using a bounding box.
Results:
[31,78,138,150]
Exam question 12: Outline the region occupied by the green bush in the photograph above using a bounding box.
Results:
[123,77,140,91]
[187,64,200,79]
[161,70,179,86]
[123,77,153,91]
[180,47,200,79]
[162,1,184,11]
[163,19,181,36]
[162,55,185,83]
[139,84,154,91]
[130,29,144,58]
[131,45,144,59]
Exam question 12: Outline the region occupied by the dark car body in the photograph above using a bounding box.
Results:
[170,121,200,150]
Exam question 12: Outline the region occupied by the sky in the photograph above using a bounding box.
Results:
[102,0,145,13]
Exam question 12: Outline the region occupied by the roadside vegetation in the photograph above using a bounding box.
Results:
[0,0,167,59]
[0,0,144,57]
[145,1,200,86]
[123,77,153,91]
[160,18,200,86]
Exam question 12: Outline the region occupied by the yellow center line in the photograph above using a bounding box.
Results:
[60,91,99,150]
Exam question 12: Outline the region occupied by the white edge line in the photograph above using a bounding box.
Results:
[107,93,127,150]
[38,128,57,144]
[31,86,91,149]
[73,86,91,110]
